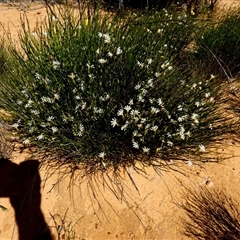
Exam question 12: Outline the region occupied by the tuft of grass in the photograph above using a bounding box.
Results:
[50,209,83,240]
[0,3,234,169]
[195,8,240,77]
[181,186,240,240]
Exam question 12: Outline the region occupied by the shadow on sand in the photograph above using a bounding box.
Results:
[0,158,53,240]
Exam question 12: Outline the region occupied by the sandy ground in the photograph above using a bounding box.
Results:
[0,1,240,240]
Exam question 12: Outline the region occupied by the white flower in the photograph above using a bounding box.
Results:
[191,83,197,89]
[132,141,139,149]
[11,123,19,129]
[121,123,128,131]
[154,147,161,153]
[111,118,118,127]
[34,73,41,80]
[31,110,40,115]
[142,147,150,153]
[98,152,105,158]
[161,62,169,69]
[53,60,60,69]
[98,32,103,37]
[141,89,147,96]
[147,79,153,87]
[199,144,206,152]
[25,103,31,108]
[180,80,185,85]
[73,88,77,93]
[17,100,23,105]
[41,96,52,103]
[116,47,122,55]
[54,94,60,100]
[209,97,214,102]
[151,107,159,114]
[96,48,100,54]
[205,92,211,98]
[179,131,185,140]
[210,74,215,80]
[167,132,172,138]
[167,65,173,71]
[191,113,199,124]
[41,122,47,128]
[167,140,173,147]
[51,126,58,133]
[87,63,95,69]
[179,125,185,140]
[145,124,151,129]
[96,108,104,114]
[47,116,54,121]
[124,105,131,112]
[155,72,160,77]
[68,72,76,80]
[178,117,184,122]
[23,139,30,145]
[107,52,113,57]
[52,16,58,21]
[157,98,164,106]
[103,34,111,43]
[81,102,86,109]
[129,99,133,105]
[36,134,44,140]
[137,61,144,68]
[195,101,200,107]
[104,94,110,101]
[185,131,191,137]
[138,95,145,102]
[151,125,158,132]
[130,109,140,116]
[135,84,141,90]
[133,130,138,136]
[149,98,154,104]
[147,58,153,65]
[98,58,107,64]
[29,127,35,133]
[117,109,124,116]
[168,159,174,165]
[141,118,146,123]
[79,124,84,133]
[186,160,193,167]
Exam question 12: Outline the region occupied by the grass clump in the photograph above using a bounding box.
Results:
[181,187,240,240]
[195,8,240,77]
[0,4,233,169]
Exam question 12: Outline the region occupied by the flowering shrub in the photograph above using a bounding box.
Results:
[0,5,231,168]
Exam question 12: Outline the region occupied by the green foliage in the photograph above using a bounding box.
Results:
[0,5,232,168]
[195,9,240,76]
[0,40,10,77]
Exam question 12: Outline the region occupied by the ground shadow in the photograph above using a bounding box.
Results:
[0,158,53,240]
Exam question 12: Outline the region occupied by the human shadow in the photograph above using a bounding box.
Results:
[0,158,53,240]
